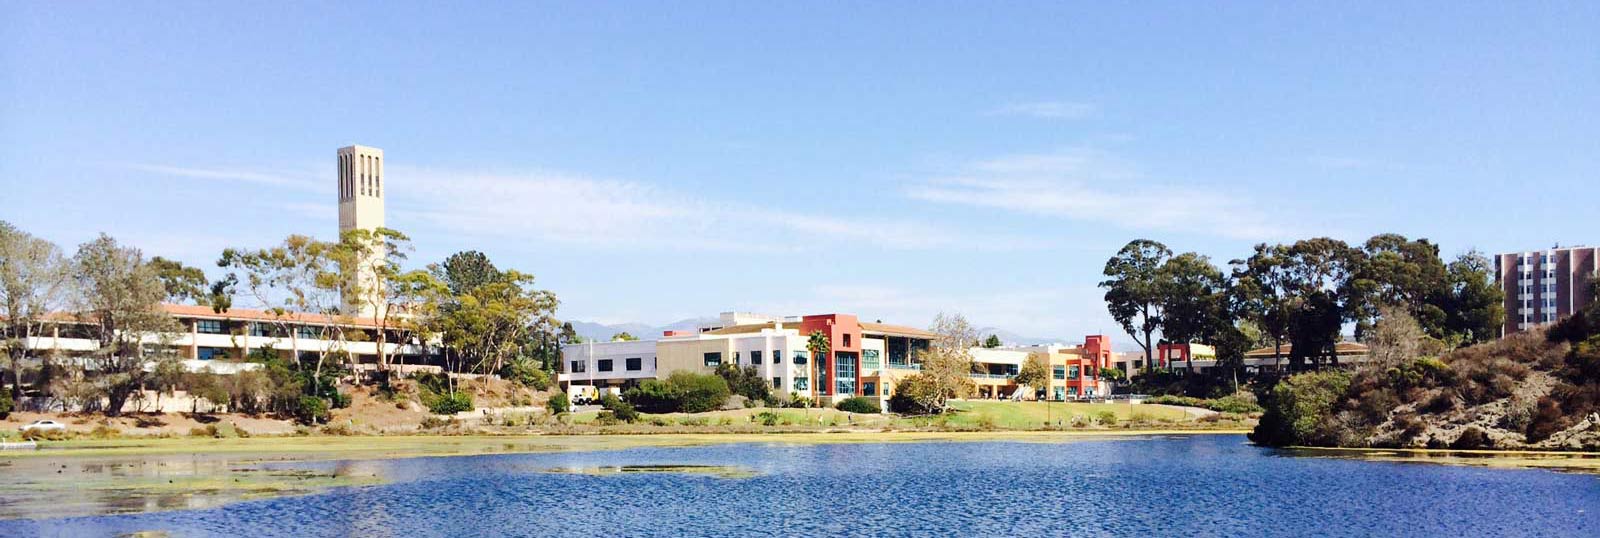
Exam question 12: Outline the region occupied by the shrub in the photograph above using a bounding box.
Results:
[1250,370,1352,447]
[0,390,12,419]
[716,364,772,403]
[295,395,330,425]
[89,425,121,439]
[1451,426,1491,450]
[599,393,639,423]
[428,392,474,415]
[500,359,552,391]
[836,396,880,414]
[420,416,454,430]
[1094,410,1117,425]
[624,372,730,413]
[755,411,781,426]
[593,411,621,426]
[547,392,571,414]
[328,391,352,409]
[320,422,357,436]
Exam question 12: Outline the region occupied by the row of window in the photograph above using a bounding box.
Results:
[569,357,649,374]
[705,350,811,368]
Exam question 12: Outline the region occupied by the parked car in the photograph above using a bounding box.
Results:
[19,420,66,433]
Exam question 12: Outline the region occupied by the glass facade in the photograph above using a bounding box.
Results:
[835,352,857,395]
[861,349,881,370]
[196,347,227,360]
[196,320,226,334]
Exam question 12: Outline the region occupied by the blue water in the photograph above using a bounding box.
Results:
[5,435,1598,537]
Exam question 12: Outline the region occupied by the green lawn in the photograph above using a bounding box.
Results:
[934,400,1192,429]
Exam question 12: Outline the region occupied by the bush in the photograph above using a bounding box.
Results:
[1452,426,1491,450]
[836,396,880,414]
[295,395,330,425]
[89,425,121,439]
[0,390,12,419]
[501,359,552,391]
[419,416,454,430]
[1250,370,1351,447]
[716,364,771,403]
[754,411,781,426]
[428,392,474,415]
[547,392,571,414]
[624,372,730,413]
[599,393,639,423]
[328,391,352,410]
[1094,410,1117,425]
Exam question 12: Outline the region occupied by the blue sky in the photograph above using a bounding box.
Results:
[3,2,1596,340]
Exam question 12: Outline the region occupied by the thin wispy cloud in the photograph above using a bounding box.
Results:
[387,165,1034,252]
[987,101,1098,120]
[905,149,1286,241]
[125,163,322,191]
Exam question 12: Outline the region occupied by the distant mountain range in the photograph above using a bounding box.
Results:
[567,319,1070,347]
[566,318,715,342]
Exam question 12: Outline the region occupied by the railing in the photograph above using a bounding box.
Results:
[968,373,1013,380]
[887,363,921,370]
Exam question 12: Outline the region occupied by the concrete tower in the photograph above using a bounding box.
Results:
[337,145,385,317]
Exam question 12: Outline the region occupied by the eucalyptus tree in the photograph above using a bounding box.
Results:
[1158,252,1229,373]
[1100,239,1172,373]
[0,221,70,402]
[1231,244,1295,369]
[72,234,178,416]
[1441,250,1504,345]
[215,234,349,392]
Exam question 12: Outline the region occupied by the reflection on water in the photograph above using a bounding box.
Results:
[542,464,758,478]
[3,435,1599,537]
[0,455,382,520]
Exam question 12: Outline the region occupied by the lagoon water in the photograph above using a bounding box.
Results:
[5,435,1598,537]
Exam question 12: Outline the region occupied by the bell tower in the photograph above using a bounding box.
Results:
[337,145,385,316]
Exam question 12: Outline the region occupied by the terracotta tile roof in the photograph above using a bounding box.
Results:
[29,304,384,329]
[858,322,936,339]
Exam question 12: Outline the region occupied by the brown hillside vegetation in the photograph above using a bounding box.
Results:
[1253,305,1600,450]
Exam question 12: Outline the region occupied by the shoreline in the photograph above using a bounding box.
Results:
[1,429,1253,462]
[1280,444,1600,475]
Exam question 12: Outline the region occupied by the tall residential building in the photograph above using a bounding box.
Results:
[1494,246,1599,335]
[337,144,386,316]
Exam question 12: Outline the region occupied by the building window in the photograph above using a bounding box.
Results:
[626,357,642,371]
[861,349,880,370]
[834,352,856,395]
[733,351,741,364]
[196,347,227,360]
[1068,365,1080,380]
[1053,366,1066,380]
[704,352,722,367]
[751,350,763,365]
[792,350,808,365]
[598,359,613,372]
[817,354,829,394]
[843,334,852,347]
[772,350,780,367]
[772,377,782,389]
[569,360,586,373]
[793,377,809,391]
[862,382,877,396]
[196,320,225,334]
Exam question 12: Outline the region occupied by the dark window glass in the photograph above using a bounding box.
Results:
[569,360,586,373]
[704,352,722,367]
[626,357,642,371]
[197,320,226,334]
[751,350,763,365]
[598,359,613,372]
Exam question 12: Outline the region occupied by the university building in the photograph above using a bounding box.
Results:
[16,145,429,375]
[560,311,1115,406]
[1494,246,1599,335]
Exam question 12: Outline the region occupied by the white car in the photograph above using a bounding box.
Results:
[19,420,66,433]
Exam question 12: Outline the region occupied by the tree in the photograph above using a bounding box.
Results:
[1158,252,1228,373]
[898,312,978,413]
[215,234,351,397]
[1352,234,1448,339]
[72,234,180,416]
[1101,240,1172,373]
[337,227,418,372]
[611,332,638,342]
[1232,244,1295,369]
[0,222,70,403]
[1282,238,1362,369]
[433,269,559,390]
[1012,352,1051,399]
[148,256,220,307]
[435,250,501,296]
[715,363,771,403]
[1363,305,1425,371]
[1441,251,1504,345]
[805,330,829,405]
[982,334,1002,348]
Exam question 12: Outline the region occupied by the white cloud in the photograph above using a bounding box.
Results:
[387,165,1035,252]
[988,101,1098,120]
[126,163,321,191]
[904,149,1285,241]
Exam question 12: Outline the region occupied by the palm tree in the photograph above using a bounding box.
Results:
[805,330,829,410]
